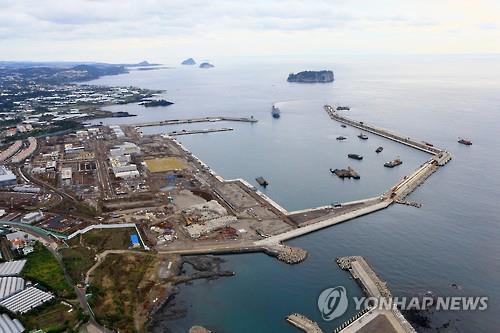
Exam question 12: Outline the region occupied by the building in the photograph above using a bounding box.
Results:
[20,211,44,224]
[61,167,72,185]
[110,142,140,156]
[0,166,16,187]
[0,313,24,333]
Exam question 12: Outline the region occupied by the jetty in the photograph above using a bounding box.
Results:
[334,256,417,333]
[167,128,233,136]
[133,116,257,127]
[286,313,323,333]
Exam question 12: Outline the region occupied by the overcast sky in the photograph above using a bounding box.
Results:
[1,0,499,63]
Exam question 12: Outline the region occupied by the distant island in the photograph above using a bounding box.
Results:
[287,70,334,83]
[140,99,174,107]
[181,58,196,65]
[199,62,215,69]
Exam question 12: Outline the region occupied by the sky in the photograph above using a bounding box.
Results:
[1,0,499,63]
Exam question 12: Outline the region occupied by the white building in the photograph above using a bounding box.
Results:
[20,211,44,224]
[0,166,16,187]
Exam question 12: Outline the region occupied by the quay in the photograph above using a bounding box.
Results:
[133,116,257,127]
[286,313,323,333]
[167,127,234,136]
[334,256,417,333]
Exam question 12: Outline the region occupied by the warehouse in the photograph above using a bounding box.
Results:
[20,211,44,224]
[0,166,16,187]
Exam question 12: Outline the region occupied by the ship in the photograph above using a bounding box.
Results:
[375,146,383,153]
[384,158,403,168]
[348,154,363,160]
[271,105,281,118]
[458,138,472,145]
[358,133,368,140]
[341,124,347,128]
[336,136,347,141]
[336,106,350,111]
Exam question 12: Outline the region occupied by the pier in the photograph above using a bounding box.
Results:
[133,116,257,127]
[334,256,417,333]
[324,105,442,155]
[286,313,323,333]
[167,127,233,136]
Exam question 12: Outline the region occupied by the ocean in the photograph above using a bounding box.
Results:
[88,54,500,332]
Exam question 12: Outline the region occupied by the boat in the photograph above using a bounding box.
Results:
[375,146,383,153]
[336,106,350,111]
[256,176,269,187]
[357,133,368,140]
[348,154,363,160]
[336,136,347,141]
[330,167,360,179]
[341,124,347,128]
[458,138,472,145]
[423,141,434,147]
[271,105,280,118]
[384,158,403,168]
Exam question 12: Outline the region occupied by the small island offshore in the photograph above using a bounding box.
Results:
[287,70,334,83]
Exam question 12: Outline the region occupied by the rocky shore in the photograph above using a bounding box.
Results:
[148,256,234,333]
[277,245,308,264]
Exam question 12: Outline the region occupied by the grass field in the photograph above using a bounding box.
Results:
[62,228,137,284]
[89,253,156,332]
[21,301,81,332]
[144,157,186,173]
[60,247,96,284]
[22,243,73,297]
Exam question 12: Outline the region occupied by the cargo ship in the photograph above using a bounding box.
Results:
[458,138,472,145]
[271,105,281,118]
[358,133,368,140]
[336,136,347,141]
[375,146,383,153]
[384,158,403,168]
[348,154,363,160]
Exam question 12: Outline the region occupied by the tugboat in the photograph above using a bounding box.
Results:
[357,132,368,140]
[256,176,269,187]
[384,158,403,168]
[375,146,383,153]
[336,136,347,141]
[271,105,281,118]
[348,154,363,160]
[458,138,472,145]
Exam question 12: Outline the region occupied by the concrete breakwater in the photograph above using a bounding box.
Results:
[134,116,257,128]
[286,313,323,333]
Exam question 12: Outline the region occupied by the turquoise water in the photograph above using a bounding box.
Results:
[89,55,500,332]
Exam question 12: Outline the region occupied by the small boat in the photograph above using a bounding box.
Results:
[256,176,269,187]
[336,136,347,141]
[336,106,350,111]
[384,158,403,168]
[271,105,280,118]
[341,124,347,128]
[348,154,363,160]
[423,141,434,147]
[358,133,368,140]
[375,146,383,153]
[458,138,472,145]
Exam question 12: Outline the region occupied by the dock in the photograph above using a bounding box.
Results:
[334,256,417,333]
[167,128,233,136]
[133,116,257,127]
[285,313,323,333]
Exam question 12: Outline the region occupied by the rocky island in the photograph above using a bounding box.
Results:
[287,70,334,83]
[199,62,215,68]
[181,58,196,65]
[141,99,174,107]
